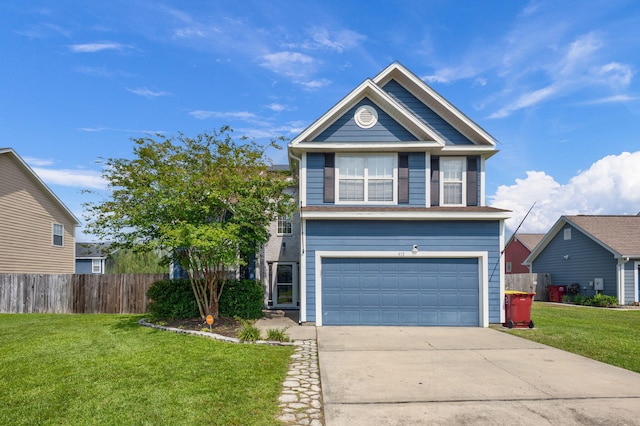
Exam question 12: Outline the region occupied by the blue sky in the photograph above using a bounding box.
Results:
[2,1,639,240]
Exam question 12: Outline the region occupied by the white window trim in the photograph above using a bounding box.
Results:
[439,157,467,207]
[334,154,397,205]
[277,215,293,236]
[52,223,64,247]
[314,250,489,327]
[92,259,102,274]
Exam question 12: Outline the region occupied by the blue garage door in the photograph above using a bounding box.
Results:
[322,257,479,326]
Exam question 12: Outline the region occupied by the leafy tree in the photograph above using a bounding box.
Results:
[106,249,166,274]
[84,127,293,319]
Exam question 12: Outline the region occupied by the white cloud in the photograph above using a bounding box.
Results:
[305,27,365,53]
[491,151,640,233]
[295,78,331,91]
[189,110,258,121]
[32,167,107,190]
[68,42,129,53]
[260,51,315,78]
[267,103,290,112]
[582,94,639,105]
[22,156,54,166]
[126,87,171,98]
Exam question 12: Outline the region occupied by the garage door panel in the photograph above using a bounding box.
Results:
[322,257,480,326]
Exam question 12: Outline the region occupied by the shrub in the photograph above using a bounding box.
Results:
[237,318,262,342]
[266,327,290,342]
[587,293,619,308]
[146,278,199,319]
[573,295,586,306]
[219,279,264,319]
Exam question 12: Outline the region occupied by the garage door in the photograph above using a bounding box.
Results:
[322,257,479,326]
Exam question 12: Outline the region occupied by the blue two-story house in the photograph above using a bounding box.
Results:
[287,63,510,327]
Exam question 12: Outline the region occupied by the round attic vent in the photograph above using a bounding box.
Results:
[354,105,378,129]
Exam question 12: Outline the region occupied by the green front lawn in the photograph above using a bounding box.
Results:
[503,302,640,373]
[0,314,294,425]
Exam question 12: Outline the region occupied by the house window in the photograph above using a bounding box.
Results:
[506,262,512,273]
[564,228,571,240]
[336,155,396,203]
[52,223,64,246]
[440,158,466,206]
[92,259,102,274]
[277,215,292,235]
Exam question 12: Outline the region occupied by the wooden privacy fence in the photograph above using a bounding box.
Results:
[0,273,168,314]
[505,273,551,301]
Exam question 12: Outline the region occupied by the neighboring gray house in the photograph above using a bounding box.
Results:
[75,242,111,274]
[524,215,640,305]
[258,183,301,309]
[282,62,510,327]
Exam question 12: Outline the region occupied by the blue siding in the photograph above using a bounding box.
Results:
[408,153,426,206]
[305,220,502,323]
[306,153,325,206]
[75,259,93,274]
[315,98,417,142]
[531,225,617,297]
[383,80,473,146]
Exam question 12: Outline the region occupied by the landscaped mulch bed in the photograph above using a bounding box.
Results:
[150,316,245,338]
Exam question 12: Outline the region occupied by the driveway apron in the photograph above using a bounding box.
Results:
[317,327,640,425]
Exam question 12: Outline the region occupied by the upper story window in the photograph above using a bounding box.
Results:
[564,228,571,240]
[277,215,292,235]
[440,158,466,206]
[336,154,396,203]
[52,223,64,247]
[92,259,102,274]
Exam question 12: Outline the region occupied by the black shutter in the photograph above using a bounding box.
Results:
[398,154,409,204]
[323,153,335,203]
[430,156,439,206]
[467,156,478,206]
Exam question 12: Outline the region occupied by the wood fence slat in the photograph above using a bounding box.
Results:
[0,273,167,314]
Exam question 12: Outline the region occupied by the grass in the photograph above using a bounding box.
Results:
[502,302,640,373]
[0,314,294,425]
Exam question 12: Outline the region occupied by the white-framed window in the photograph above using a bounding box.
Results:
[52,223,64,247]
[506,262,512,273]
[92,259,102,274]
[440,158,466,206]
[277,215,292,235]
[564,228,571,240]
[336,154,396,203]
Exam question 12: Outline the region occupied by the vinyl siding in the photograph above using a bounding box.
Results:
[307,153,326,206]
[408,153,426,206]
[304,220,501,323]
[382,80,473,145]
[0,155,76,273]
[315,98,418,142]
[531,224,617,297]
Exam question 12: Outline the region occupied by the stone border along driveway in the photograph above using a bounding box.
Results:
[138,319,325,425]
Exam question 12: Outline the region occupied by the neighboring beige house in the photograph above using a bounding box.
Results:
[257,169,301,310]
[0,148,79,273]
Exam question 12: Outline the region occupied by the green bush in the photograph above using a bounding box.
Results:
[220,279,264,319]
[585,293,619,308]
[146,278,199,319]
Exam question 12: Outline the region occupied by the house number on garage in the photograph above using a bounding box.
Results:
[397,252,405,256]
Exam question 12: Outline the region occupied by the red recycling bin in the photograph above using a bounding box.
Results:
[546,285,566,303]
[504,291,535,329]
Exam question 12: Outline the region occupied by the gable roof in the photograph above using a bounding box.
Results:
[0,148,80,225]
[525,215,640,263]
[514,233,545,251]
[289,62,498,157]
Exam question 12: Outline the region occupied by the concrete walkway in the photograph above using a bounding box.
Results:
[317,326,640,425]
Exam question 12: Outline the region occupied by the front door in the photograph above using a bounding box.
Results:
[273,263,298,308]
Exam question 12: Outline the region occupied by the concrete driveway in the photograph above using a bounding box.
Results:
[317,327,640,425]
